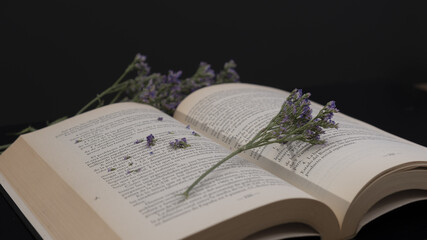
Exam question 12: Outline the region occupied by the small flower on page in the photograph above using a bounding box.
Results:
[157,117,163,121]
[170,138,191,149]
[123,156,131,160]
[168,131,174,134]
[134,139,144,144]
[75,139,82,144]
[186,125,190,129]
[192,131,200,137]
[108,167,116,172]
[146,134,156,147]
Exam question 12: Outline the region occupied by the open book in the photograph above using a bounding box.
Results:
[1,83,427,240]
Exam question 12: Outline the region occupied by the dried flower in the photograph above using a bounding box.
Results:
[215,60,240,84]
[192,131,200,137]
[125,55,240,116]
[269,89,338,145]
[134,139,143,144]
[170,138,191,149]
[157,117,163,121]
[0,54,241,154]
[134,53,150,75]
[181,89,339,199]
[146,134,156,147]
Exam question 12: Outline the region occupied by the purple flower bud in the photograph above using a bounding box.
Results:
[296,89,303,98]
[170,138,190,149]
[146,134,156,147]
[134,54,151,75]
[167,70,182,84]
[135,53,146,62]
[327,101,337,110]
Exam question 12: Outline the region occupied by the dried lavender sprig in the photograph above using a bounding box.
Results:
[181,89,339,199]
[0,54,238,154]
[127,59,240,115]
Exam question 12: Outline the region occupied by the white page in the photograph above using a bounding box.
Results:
[23,102,317,239]
[175,83,427,223]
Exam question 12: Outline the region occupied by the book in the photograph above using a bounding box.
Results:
[1,82,427,240]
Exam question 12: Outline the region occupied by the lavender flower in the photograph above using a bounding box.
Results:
[125,55,240,116]
[270,89,337,144]
[182,89,338,199]
[146,134,156,147]
[215,60,240,83]
[0,54,241,154]
[134,139,143,144]
[187,62,215,91]
[134,54,150,75]
[170,138,190,149]
[157,117,163,121]
[192,131,200,137]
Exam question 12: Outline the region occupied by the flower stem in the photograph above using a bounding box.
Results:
[182,147,245,199]
[76,63,135,115]
[0,144,11,152]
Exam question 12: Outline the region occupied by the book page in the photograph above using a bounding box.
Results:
[175,83,427,223]
[21,102,319,239]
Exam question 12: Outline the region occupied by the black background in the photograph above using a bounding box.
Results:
[1,0,427,126]
[1,1,427,239]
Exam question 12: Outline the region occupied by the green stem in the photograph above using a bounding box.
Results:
[13,126,38,135]
[180,117,280,198]
[110,90,124,104]
[182,147,245,198]
[0,144,11,152]
[1,58,137,154]
[76,63,135,115]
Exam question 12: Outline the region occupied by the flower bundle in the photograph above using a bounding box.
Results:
[181,89,339,198]
[0,54,239,153]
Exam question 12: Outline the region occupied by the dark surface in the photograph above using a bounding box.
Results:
[0,83,426,239]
